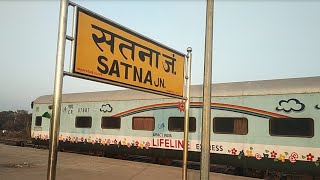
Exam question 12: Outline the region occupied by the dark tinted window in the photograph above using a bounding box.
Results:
[168,117,196,132]
[270,118,314,137]
[75,116,92,128]
[101,117,121,129]
[35,116,42,126]
[132,117,155,131]
[213,117,248,135]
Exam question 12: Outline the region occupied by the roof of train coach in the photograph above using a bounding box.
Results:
[34,76,320,104]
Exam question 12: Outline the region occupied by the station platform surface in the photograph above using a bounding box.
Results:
[0,144,259,180]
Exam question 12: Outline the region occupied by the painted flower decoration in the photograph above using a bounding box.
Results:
[270,151,277,158]
[139,143,144,149]
[291,152,298,159]
[135,141,139,147]
[255,153,262,160]
[278,154,286,162]
[231,148,237,155]
[239,150,245,156]
[63,138,66,142]
[145,141,150,149]
[113,139,117,144]
[98,138,102,144]
[127,143,132,148]
[91,139,95,145]
[306,153,314,161]
[106,139,111,146]
[80,137,84,142]
[178,101,185,112]
[122,138,126,145]
[75,137,78,143]
[315,157,320,166]
[246,150,253,157]
[289,156,296,163]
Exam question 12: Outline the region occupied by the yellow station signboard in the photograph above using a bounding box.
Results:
[73,8,185,97]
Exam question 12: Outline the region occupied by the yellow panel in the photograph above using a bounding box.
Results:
[74,9,185,97]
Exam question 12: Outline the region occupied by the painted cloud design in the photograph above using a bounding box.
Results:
[100,104,113,113]
[276,98,305,112]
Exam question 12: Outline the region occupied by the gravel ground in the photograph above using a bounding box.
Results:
[0,144,258,180]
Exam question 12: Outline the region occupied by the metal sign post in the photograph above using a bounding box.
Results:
[200,0,214,179]
[47,1,191,179]
[182,47,192,180]
[47,0,68,179]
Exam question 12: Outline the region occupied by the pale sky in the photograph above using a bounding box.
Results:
[0,0,319,112]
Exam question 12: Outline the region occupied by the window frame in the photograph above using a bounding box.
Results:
[35,116,42,126]
[213,117,248,135]
[132,116,155,131]
[101,116,121,129]
[75,116,92,128]
[269,118,314,138]
[168,117,196,133]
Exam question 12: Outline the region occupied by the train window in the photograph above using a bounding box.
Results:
[35,116,42,126]
[213,117,248,135]
[101,117,121,129]
[168,117,196,132]
[269,118,314,137]
[75,116,92,128]
[132,117,155,131]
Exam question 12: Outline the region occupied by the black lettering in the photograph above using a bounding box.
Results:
[91,24,115,53]
[220,145,223,151]
[97,56,109,74]
[154,78,166,88]
[196,144,201,150]
[133,66,143,82]
[108,60,120,77]
[154,78,159,87]
[159,78,165,88]
[120,62,132,79]
[143,70,152,85]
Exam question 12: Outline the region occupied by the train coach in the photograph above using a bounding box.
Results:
[31,76,320,176]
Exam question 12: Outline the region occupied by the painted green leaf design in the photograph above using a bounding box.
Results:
[238,155,241,159]
[274,158,279,162]
[302,155,306,159]
[315,162,319,167]
[228,150,231,153]
[265,150,269,153]
[250,147,253,150]
[284,152,288,155]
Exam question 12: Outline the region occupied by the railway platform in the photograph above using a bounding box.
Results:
[0,144,258,180]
